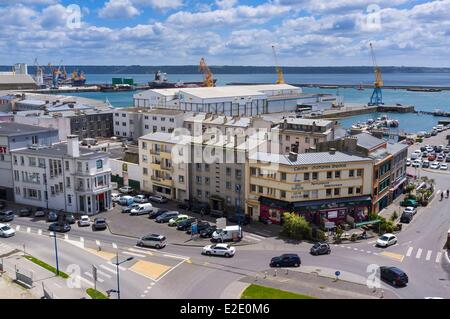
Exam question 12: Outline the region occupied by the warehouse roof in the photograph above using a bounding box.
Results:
[249,151,371,166]
[0,74,36,85]
[0,122,58,137]
[179,86,266,99]
[386,142,408,155]
[354,132,386,150]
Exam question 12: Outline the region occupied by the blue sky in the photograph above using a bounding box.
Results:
[0,0,449,66]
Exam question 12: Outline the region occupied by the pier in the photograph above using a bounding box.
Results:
[304,104,415,119]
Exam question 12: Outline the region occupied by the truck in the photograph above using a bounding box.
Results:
[212,225,242,243]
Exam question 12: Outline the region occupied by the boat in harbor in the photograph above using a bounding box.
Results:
[148,70,217,89]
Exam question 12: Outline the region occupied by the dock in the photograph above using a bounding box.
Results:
[304,104,415,119]
[20,84,152,94]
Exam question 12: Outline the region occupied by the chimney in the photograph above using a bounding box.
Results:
[329,148,336,155]
[288,151,298,162]
[67,135,80,158]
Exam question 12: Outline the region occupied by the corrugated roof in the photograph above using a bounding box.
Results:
[12,143,106,159]
[180,86,265,99]
[249,151,371,166]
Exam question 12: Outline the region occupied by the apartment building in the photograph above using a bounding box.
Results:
[11,135,113,215]
[113,108,187,141]
[387,143,408,202]
[246,150,373,225]
[139,132,190,201]
[0,123,59,201]
[271,117,336,154]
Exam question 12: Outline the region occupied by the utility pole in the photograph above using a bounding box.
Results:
[50,232,59,276]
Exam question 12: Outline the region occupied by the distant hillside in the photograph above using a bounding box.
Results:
[2,65,450,74]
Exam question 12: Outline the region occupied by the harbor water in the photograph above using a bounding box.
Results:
[68,73,450,133]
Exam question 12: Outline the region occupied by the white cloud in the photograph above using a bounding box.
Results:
[216,0,237,9]
[131,0,183,9]
[98,0,140,19]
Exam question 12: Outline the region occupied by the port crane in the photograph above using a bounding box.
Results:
[199,58,215,87]
[272,45,285,84]
[368,42,384,106]
[33,58,44,87]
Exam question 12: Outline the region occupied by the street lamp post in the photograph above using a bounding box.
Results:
[49,232,59,276]
[236,184,242,239]
[112,252,133,299]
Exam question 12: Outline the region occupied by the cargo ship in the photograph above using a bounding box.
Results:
[71,70,86,86]
[148,70,216,89]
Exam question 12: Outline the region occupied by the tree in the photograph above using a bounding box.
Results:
[281,212,312,241]
[390,211,398,222]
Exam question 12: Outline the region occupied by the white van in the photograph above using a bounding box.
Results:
[212,225,242,242]
[130,203,153,216]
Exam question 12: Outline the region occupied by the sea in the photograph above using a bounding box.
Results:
[66,73,450,134]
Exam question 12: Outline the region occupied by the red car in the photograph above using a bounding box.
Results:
[428,154,436,161]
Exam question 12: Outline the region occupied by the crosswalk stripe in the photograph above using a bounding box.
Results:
[99,264,117,274]
[129,248,153,256]
[84,272,104,283]
[416,248,423,259]
[15,225,20,231]
[406,247,413,257]
[78,276,94,287]
[123,251,146,258]
[112,243,117,249]
[426,250,432,261]
[80,237,84,243]
[436,252,443,263]
[64,234,69,240]
[163,254,189,260]
[38,229,42,235]
[27,227,31,233]
[107,262,127,271]
[246,233,265,240]
[97,270,112,279]
[96,240,101,247]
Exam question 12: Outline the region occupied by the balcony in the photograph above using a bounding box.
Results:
[150,149,161,155]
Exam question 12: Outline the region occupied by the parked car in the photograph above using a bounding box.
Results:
[64,214,76,224]
[400,212,413,223]
[227,214,251,225]
[310,242,331,256]
[34,207,46,217]
[376,233,398,247]
[380,266,408,287]
[0,223,15,237]
[49,222,71,233]
[400,199,418,207]
[148,195,168,204]
[92,218,107,231]
[440,163,448,170]
[403,206,417,216]
[270,254,301,268]
[119,186,134,194]
[122,203,140,214]
[133,195,148,203]
[119,195,134,206]
[258,216,273,224]
[186,221,211,234]
[130,203,153,216]
[412,160,421,168]
[430,162,440,169]
[446,156,450,163]
[148,209,168,219]
[137,234,167,249]
[406,159,411,166]
[200,225,217,238]
[78,215,91,227]
[437,155,445,162]
[168,214,189,227]
[155,211,179,223]
[422,160,430,168]
[46,211,58,222]
[177,218,197,231]
[111,193,121,202]
[189,202,210,215]
[202,243,236,257]
[18,208,32,217]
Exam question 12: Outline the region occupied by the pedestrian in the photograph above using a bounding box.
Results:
[441,192,444,201]
[447,189,449,198]
[200,209,204,218]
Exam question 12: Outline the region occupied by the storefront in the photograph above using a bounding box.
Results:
[258,196,372,226]
[390,177,407,201]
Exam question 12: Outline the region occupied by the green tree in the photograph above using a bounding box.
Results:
[281,212,312,241]
[390,211,398,222]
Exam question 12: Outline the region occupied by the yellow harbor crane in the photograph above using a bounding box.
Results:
[272,45,285,84]
[199,58,215,87]
[368,42,384,106]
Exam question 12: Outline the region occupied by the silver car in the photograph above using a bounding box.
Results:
[137,234,167,249]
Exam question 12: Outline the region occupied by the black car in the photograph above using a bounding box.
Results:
[400,212,413,223]
[148,209,168,219]
[186,221,210,234]
[270,254,301,268]
[49,223,71,233]
[19,208,32,217]
[0,210,14,222]
[176,218,197,231]
[46,211,58,222]
[227,214,251,225]
[380,266,408,287]
[64,214,76,224]
[310,242,331,256]
[92,218,107,231]
[200,225,217,238]
[155,211,179,223]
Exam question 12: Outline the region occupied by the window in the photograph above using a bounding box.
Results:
[14,170,19,181]
[161,127,166,132]
[226,167,231,176]
[13,156,17,165]
[335,171,341,178]
[305,137,310,143]
[226,182,231,189]
[235,169,242,179]
[303,191,310,199]
[68,195,72,205]
[32,135,38,145]
[235,184,241,193]
[312,190,318,199]
[161,117,166,122]
[96,160,103,169]
[357,169,363,177]
[326,189,332,197]
[280,190,286,198]
[169,118,174,123]
[29,157,36,167]
[258,186,263,194]
[178,175,184,183]
[122,122,126,127]
[66,177,71,188]
[205,164,210,172]
[334,188,340,196]
[304,172,310,181]
[152,116,157,121]
[250,167,257,176]
[122,114,126,117]
[196,176,202,184]
[143,167,148,175]
[115,121,120,126]
[153,126,157,133]
[281,172,287,181]
[205,177,210,185]
[356,187,362,194]
[20,156,25,165]
[251,184,256,192]
[312,172,318,180]
[142,142,147,149]
[205,191,210,198]
[348,187,354,195]
[327,171,332,179]
[50,186,55,196]
[197,189,202,197]
[85,162,89,172]
[286,135,290,141]
[349,170,355,177]
[145,125,149,130]
[313,138,319,145]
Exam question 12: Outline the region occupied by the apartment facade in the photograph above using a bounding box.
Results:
[11,136,113,215]
[245,151,373,226]
[139,132,190,201]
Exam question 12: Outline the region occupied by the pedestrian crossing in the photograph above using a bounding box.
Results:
[405,246,443,263]
[244,232,265,242]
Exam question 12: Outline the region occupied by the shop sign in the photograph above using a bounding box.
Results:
[0,146,7,153]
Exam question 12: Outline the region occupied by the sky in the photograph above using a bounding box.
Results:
[0,0,449,66]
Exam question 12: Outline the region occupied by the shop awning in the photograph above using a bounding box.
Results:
[259,196,291,209]
[390,177,407,192]
[355,220,381,227]
[292,195,372,209]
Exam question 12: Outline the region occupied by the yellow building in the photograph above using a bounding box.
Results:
[139,132,190,201]
[245,150,373,226]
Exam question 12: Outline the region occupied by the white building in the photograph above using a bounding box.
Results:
[11,135,113,215]
[113,108,187,140]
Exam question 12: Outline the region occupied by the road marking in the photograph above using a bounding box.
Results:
[27,227,30,233]
[129,248,153,256]
[340,245,345,248]
[99,264,117,274]
[80,237,84,243]
[379,251,404,262]
[96,270,112,279]
[368,240,376,244]
[436,252,443,263]
[64,234,68,240]
[107,262,127,271]
[366,251,372,254]
[15,225,20,231]
[96,240,101,247]
[123,251,146,258]
[78,276,94,287]
[346,246,352,249]
[416,248,423,259]
[406,247,413,257]
[426,250,432,261]
[155,259,186,282]
[353,248,359,251]
[150,282,155,286]
[144,290,148,293]
[163,254,190,261]
[84,272,104,283]
[112,243,117,249]
[141,295,146,298]
[359,249,365,252]
[38,229,42,235]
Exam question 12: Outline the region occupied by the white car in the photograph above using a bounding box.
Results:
[0,223,15,237]
[119,186,134,194]
[111,193,121,202]
[78,215,90,227]
[34,207,46,217]
[412,160,421,168]
[376,234,398,247]
[148,195,168,204]
[440,163,448,170]
[133,195,148,203]
[202,243,236,257]
[403,206,417,216]
[430,162,440,169]
[406,159,411,166]
[426,146,434,153]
